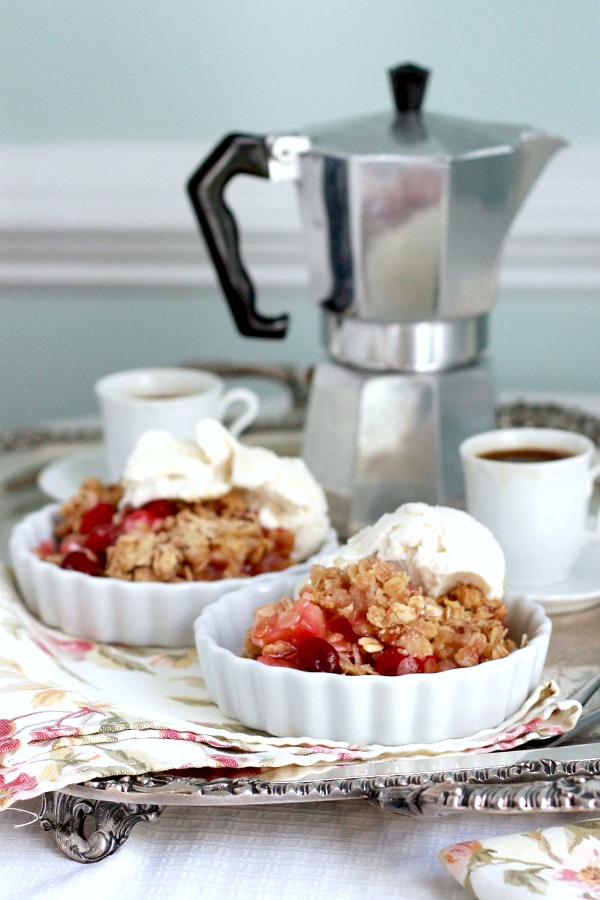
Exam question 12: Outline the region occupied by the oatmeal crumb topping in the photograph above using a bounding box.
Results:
[42,478,296,583]
[246,557,519,675]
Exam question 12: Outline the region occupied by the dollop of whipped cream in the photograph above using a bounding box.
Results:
[321,502,505,600]
[120,419,330,561]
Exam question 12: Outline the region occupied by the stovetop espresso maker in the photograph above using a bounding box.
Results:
[187,64,565,536]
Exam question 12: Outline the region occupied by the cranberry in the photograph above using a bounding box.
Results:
[80,502,116,534]
[250,552,284,576]
[84,522,121,557]
[58,534,87,555]
[375,648,421,676]
[36,539,55,557]
[326,614,358,643]
[375,648,403,676]
[418,655,439,673]
[297,637,341,674]
[203,560,228,581]
[121,502,176,533]
[61,550,100,576]
[142,499,177,519]
[121,509,157,533]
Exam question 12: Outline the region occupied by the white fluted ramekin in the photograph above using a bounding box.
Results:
[9,504,337,648]
[194,573,552,746]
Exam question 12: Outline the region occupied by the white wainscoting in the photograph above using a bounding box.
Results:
[1,141,599,294]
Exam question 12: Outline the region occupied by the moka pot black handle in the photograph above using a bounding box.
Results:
[187,133,289,339]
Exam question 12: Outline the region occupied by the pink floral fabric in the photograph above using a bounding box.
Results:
[439,820,600,898]
[0,565,581,810]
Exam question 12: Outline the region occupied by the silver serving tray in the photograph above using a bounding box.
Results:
[40,742,600,863]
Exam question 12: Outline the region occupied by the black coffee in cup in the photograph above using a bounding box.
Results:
[478,448,575,463]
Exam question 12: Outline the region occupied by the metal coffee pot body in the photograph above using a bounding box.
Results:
[187,64,565,364]
[187,65,565,534]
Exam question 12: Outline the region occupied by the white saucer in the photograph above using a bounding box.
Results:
[38,449,108,501]
[505,535,600,615]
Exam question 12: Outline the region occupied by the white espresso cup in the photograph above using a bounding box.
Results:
[460,427,600,587]
[95,367,260,479]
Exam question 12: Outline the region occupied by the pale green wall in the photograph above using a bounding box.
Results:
[0,286,322,428]
[491,294,600,394]
[2,1,600,429]
[1,286,599,429]
[2,0,599,143]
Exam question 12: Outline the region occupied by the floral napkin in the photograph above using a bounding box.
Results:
[0,564,582,811]
[439,820,600,898]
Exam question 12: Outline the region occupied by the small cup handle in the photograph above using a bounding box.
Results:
[586,460,600,535]
[217,388,260,437]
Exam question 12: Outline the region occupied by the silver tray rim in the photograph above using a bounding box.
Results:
[58,741,600,813]
[38,742,600,864]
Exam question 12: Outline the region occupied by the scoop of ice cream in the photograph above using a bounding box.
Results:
[120,429,231,504]
[322,502,505,600]
[121,419,330,561]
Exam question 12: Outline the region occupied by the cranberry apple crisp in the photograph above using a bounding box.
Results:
[244,558,519,675]
[35,477,295,582]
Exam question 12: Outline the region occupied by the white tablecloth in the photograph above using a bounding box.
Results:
[2,797,595,900]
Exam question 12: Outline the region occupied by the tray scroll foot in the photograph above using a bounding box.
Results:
[39,791,164,862]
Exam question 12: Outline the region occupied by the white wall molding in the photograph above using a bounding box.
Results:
[1,140,599,293]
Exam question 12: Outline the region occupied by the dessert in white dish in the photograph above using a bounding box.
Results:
[195,573,551,746]
[33,419,331,583]
[10,503,336,647]
[10,419,334,647]
[194,502,551,744]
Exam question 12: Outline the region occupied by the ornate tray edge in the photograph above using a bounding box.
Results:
[60,742,600,806]
[40,749,600,862]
